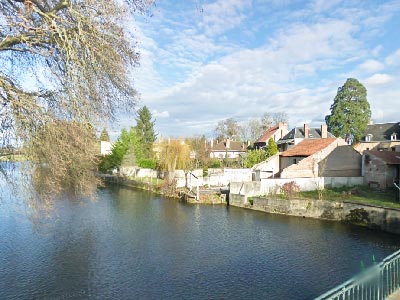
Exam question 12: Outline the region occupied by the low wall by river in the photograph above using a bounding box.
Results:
[230,177,364,200]
[229,195,400,235]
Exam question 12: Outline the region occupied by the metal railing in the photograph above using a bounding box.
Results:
[314,249,400,300]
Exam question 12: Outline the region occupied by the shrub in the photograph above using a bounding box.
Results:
[208,159,222,168]
[139,158,157,169]
[282,181,300,198]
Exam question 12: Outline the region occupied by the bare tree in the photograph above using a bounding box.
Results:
[214,118,240,140]
[0,0,153,209]
[261,112,289,130]
[240,118,263,142]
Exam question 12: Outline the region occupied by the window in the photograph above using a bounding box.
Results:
[391,133,397,141]
[365,134,372,142]
[293,158,297,164]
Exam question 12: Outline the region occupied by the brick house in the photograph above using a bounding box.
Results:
[277,124,335,152]
[209,139,247,159]
[279,138,361,178]
[362,150,400,188]
[253,122,288,149]
[354,122,400,153]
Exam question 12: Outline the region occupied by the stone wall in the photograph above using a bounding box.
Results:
[363,154,398,188]
[229,177,364,202]
[253,154,280,179]
[320,146,362,177]
[239,197,400,235]
[280,139,347,178]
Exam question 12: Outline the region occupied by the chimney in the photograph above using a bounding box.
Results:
[321,124,328,139]
[226,138,231,149]
[210,139,214,148]
[247,140,250,146]
[304,124,309,138]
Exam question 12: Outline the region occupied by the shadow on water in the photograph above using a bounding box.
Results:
[0,184,400,300]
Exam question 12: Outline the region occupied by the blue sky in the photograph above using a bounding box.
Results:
[114,0,400,139]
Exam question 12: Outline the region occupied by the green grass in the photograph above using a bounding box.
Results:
[298,186,400,209]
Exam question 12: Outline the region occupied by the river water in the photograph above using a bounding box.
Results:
[0,185,399,300]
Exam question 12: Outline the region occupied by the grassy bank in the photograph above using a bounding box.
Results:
[298,186,400,209]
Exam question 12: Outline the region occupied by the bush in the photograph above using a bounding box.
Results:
[139,158,157,169]
[243,149,268,168]
[282,181,300,198]
[208,159,222,168]
[203,166,208,177]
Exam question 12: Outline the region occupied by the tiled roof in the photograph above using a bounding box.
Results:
[366,150,400,165]
[280,138,337,157]
[211,141,247,152]
[255,126,279,143]
[280,127,335,141]
[363,122,400,141]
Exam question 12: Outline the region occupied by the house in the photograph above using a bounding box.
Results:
[279,138,361,178]
[253,122,289,149]
[277,124,335,152]
[100,141,113,155]
[354,122,400,153]
[362,150,400,189]
[209,139,247,159]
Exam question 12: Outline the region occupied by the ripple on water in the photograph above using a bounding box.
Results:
[0,186,399,300]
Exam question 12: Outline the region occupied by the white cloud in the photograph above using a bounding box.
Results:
[385,49,400,66]
[200,0,251,36]
[364,73,394,86]
[152,110,170,118]
[124,0,400,137]
[357,59,384,73]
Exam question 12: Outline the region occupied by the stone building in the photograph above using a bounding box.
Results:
[209,139,247,159]
[253,122,288,149]
[277,124,335,152]
[363,150,400,188]
[279,138,361,178]
[354,122,400,153]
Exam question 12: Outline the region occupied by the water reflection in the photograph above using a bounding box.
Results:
[0,185,399,300]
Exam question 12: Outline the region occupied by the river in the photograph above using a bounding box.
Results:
[0,185,399,300]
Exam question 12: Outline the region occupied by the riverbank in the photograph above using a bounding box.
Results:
[99,174,226,204]
[230,194,400,235]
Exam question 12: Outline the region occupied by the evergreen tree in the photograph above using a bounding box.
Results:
[135,106,157,158]
[265,138,278,157]
[325,78,371,143]
[98,128,144,172]
[100,128,110,142]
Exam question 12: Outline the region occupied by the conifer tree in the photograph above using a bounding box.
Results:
[265,138,278,157]
[325,78,371,143]
[100,128,110,142]
[135,106,156,158]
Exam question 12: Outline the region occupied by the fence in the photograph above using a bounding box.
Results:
[314,248,400,300]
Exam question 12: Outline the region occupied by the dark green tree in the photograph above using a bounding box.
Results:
[135,106,157,158]
[99,128,144,172]
[325,78,371,143]
[100,128,110,142]
[265,138,278,157]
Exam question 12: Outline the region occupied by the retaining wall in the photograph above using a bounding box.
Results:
[233,197,400,235]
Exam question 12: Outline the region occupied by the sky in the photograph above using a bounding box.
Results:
[113,0,400,140]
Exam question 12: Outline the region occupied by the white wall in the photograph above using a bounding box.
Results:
[230,177,364,199]
[100,141,113,155]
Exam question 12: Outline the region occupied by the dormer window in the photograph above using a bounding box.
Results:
[391,133,397,141]
[365,134,373,142]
